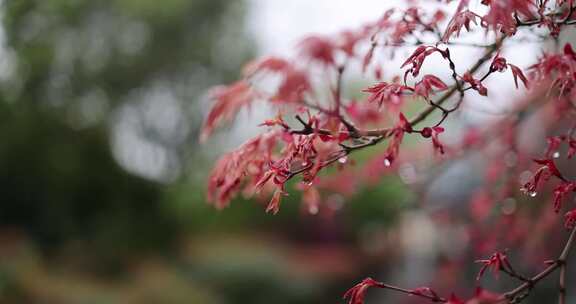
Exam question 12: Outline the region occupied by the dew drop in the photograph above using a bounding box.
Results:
[383,158,391,167]
[553,151,560,159]
[338,156,348,164]
[520,186,537,197]
[308,205,319,215]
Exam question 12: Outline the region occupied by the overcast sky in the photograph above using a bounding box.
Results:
[247,0,403,56]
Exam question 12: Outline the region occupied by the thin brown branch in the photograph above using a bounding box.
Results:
[558,226,576,304]
[501,267,532,284]
[558,262,566,304]
[501,227,576,303]
[377,283,446,303]
[334,65,345,116]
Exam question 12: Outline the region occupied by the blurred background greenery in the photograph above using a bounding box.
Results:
[0,1,413,303]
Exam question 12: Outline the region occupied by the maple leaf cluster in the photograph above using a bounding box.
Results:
[200,0,576,303]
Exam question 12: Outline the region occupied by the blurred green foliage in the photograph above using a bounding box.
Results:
[0,0,252,252]
[0,1,412,303]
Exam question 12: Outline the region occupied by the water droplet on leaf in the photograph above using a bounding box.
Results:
[308,205,319,215]
[383,158,391,167]
[553,152,560,158]
[520,186,537,197]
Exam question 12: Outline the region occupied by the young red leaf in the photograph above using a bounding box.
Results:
[490,53,507,72]
[362,82,409,107]
[462,72,488,96]
[343,278,384,304]
[565,210,576,229]
[553,182,576,212]
[401,45,428,68]
[242,56,290,76]
[298,35,336,66]
[201,80,256,142]
[441,10,480,42]
[265,190,283,214]
[509,64,529,89]
[447,294,465,304]
[398,112,412,133]
[533,158,565,181]
[564,43,576,61]
[414,74,448,98]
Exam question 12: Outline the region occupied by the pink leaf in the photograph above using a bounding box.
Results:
[201,81,256,142]
[401,45,428,68]
[509,64,529,89]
